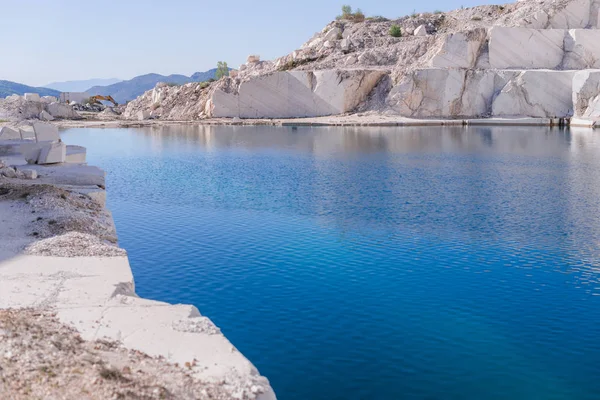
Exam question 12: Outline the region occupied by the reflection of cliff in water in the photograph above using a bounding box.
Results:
[134,125,594,158]
[129,125,600,254]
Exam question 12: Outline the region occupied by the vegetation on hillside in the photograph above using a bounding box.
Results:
[389,25,402,37]
[216,62,229,79]
[337,5,365,22]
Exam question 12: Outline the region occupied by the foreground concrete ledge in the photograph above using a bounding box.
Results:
[0,254,276,399]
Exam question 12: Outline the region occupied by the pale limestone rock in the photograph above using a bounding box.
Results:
[323,40,334,48]
[572,70,600,118]
[492,70,575,118]
[247,55,260,63]
[489,27,565,69]
[387,69,516,118]
[524,11,549,29]
[414,25,427,36]
[340,39,351,52]
[46,102,80,119]
[208,70,386,118]
[548,0,590,28]
[23,93,41,102]
[41,96,58,104]
[18,169,37,179]
[39,110,54,121]
[388,69,465,117]
[37,141,67,164]
[387,68,574,119]
[33,122,60,143]
[430,30,486,69]
[0,167,17,178]
[563,29,600,69]
[137,110,150,120]
[323,27,341,42]
[0,126,20,140]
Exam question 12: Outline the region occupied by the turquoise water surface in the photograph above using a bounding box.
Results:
[61,125,600,400]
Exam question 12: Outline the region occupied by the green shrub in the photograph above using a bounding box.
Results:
[389,24,402,37]
[341,5,352,17]
[337,5,365,22]
[216,61,229,79]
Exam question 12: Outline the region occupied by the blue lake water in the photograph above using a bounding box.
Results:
[61,125,600,400]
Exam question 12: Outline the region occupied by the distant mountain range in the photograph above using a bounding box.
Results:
[1,68,223,103]
[0,80,61,98]
[86,68,221,104]
[44,78,122,93]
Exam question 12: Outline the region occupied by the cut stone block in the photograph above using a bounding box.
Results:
[23,93,41,102]
[430,29,486,69]
[39,110,55,121]
[572,69,600,118]
[46,102,80,119]
[19,128,35,140]
[489,27,565,69]
[33,122,60,143]
[563,29,600,69]
[492,70,575,118]
[137,110,150,120]
[37,141,66,164]
[548,0,590,29]
[208,70,386,118]
[0,126,21,140]
[41,96,58,104]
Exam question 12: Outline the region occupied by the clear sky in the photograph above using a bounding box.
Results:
[1,0,499,87]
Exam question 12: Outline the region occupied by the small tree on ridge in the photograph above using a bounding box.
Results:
[216,61,229,80]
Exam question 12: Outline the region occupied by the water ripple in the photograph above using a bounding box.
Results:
[60,125,600,400]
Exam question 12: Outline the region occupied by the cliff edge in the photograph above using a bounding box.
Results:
[124,0,600,124]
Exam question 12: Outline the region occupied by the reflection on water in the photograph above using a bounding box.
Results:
[62,125,600,400]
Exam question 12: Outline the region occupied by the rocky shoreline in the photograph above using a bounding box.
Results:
[0,129,276,399]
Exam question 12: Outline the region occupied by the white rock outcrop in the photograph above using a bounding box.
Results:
[489,27,565,69]
[414,25,427,36]
[208,70,386,118]
[572,69,600,118]
[492,70,575,117]
[430,30,487,69]
[388,68,577,119]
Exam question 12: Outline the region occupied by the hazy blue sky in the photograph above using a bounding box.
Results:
[1,0,498,86]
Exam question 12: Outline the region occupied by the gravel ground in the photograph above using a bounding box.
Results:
[0,309,259,399]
